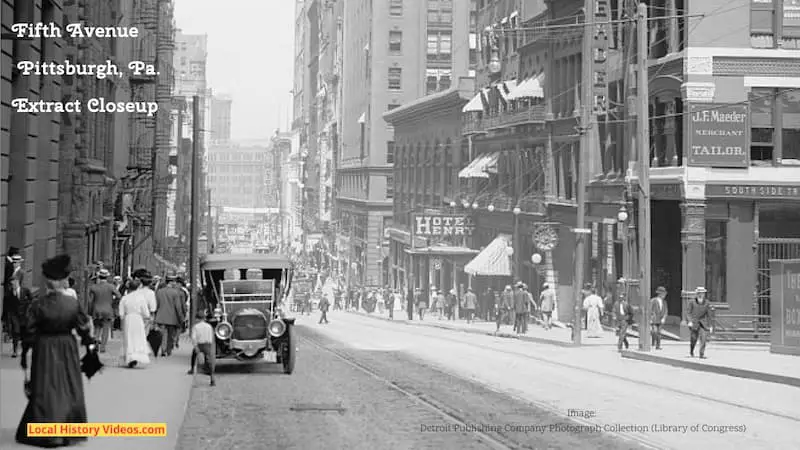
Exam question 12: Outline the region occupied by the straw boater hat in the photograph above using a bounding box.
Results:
[696,286,707,293]
[97,268,110,278]
[42,255,72,281]
[656,286,667,294]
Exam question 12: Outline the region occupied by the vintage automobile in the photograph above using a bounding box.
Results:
[200,254,296,374]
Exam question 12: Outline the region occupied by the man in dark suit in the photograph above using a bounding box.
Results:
[4,274,32,357]
[687,286,714,358]
[650,286,668,350]
[614,292,634,352]
[155,273,187,356]
[88,268,122,352]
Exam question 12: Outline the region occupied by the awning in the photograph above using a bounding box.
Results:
[462,88,489,113]
[507,72,545,100]
[496,80,517,103]
[464,234,512,276]
[458,152,499,179]
[357,112,366,124]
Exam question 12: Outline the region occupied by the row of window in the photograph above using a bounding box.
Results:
[207,152,269,162]
[751,0,800,49]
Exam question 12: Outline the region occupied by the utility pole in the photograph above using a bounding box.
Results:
[636,3,652,351]
[572,0,595,345]
[207,189,213,252]
[189,95,201,330]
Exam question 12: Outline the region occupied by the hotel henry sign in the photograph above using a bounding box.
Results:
[413,215,475,238]
[688,103,750,168]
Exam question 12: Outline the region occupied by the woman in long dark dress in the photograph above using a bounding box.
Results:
[16,254,95,448]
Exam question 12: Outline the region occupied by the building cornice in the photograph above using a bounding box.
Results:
[384,77,475,125]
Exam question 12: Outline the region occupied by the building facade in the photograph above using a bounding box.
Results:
[384,77,477,296]
[460,0,800,335]
[207,142,271,209]
[333,0,473,286]
[210,94,232,144]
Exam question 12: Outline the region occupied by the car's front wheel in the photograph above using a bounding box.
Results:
[282,327,295,374]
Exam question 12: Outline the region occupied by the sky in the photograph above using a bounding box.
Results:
[174,0,295,141]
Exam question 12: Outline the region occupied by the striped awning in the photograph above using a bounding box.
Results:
[508,72,545,100]
[464,234,513,276]
[496,80,517,103]
[458,152,499,179]
[462,88,489,113]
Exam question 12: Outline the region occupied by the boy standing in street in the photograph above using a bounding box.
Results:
[188,311,216,386]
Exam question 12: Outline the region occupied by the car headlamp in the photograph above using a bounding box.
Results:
[268,319,286,337]
[215,322,233,340]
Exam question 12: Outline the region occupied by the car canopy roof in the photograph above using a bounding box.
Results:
[200,254,293,271]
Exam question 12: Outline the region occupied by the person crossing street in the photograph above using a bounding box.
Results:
[318,294,330,324]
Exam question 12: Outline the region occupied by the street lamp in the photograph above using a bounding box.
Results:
[449,201,457,208]
[487,204,495,212]
[472,202,479,209]
[617,205,629,223]
[531,253,542,264]
[513,206,522,215]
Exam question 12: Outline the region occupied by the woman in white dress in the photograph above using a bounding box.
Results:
[118,269,153,368]
[582,287,605,338]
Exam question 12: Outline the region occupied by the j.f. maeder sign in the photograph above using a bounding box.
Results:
[688,103,750,168]
[413,215,475,237]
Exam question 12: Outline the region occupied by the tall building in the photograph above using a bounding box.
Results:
[334,0,472,286]
[207,142,271,209]
[210,94,233,144]
[170,31,211,262]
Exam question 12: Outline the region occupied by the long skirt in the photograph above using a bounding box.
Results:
[587,306,603,337]
[16,334,88,447]
[121,314,150,366]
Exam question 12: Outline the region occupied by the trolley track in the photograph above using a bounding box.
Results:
[299,330,658,450]
[339,314,800,425]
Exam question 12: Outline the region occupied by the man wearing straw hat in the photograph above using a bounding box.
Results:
[687,286,713,358]
[650,286,668,350]
[88,268,122,352]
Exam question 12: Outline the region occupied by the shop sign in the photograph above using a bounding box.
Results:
[651,183,682,200]
[706,184,800,199]
[688,103,749,168]
[772,260,800,352]
[413,214,475,237]
[592,0,609,114]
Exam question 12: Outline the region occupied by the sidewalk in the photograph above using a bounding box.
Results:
[0,336,193,450]
[345,309,621,347]
[621,341,800,388]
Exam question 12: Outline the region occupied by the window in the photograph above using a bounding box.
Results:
[390,0,403,16]
[751,0,800,48]
[386,175,394,199]
[427,32,452,61]
[749,87,800,163]
[439,69,451,90]
[426,69,438,94]
[388,67,402,90]
[705,221,727,304]
[389,31,402,53]
[387,141,395,164]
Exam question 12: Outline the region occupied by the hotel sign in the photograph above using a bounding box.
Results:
[592,0,609,114]
[688,103,749,168]
[413,214,475,237]
[706,184,800,200]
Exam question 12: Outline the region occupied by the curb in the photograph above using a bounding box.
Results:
[345,310,579,348]
[620,350,800,388]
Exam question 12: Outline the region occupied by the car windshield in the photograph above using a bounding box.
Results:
[221,280,275,302]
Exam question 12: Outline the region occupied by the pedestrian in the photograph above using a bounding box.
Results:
[446,289,458,320]
[501,285,514,326]
[539,283,555,330]
[687,286,714,359]
[522,283,537,333]
[415,288,426,320]
[119,269,154,368]
[318,294,330,324]
[87,268,122,353]
[462,287,477,324]
[154,272,186,357]
[16,254,96,448]
[385,290,395,320]
[187,310,216,386]
[406,287,415,320]
[435,288,446,320]
[3,273,32,358]
[481,287,494,321]
[512,282,528,334]
[3,246,21,287]
[583,287,604,338]
[650,286,668,350]
[614,292,634,352]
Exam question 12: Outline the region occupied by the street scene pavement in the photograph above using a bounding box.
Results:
[287,311,800,449]
[176,321,638,450]
[0,337,192,450]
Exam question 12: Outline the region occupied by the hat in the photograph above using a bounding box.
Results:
[113,275,122,282]
[97,268,110,278]
[505,285,512,290]
[11,254,23,262]
[656,286,667,294]
[516,281,524,287]
[542,283,548,289]
[522,283,528,289]
[165,271,177,281]
[450,289,456,295]
[132,268,152,280]
[42,254,72,280]
[696,286,707,293]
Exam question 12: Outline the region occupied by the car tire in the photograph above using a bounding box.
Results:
[282,327,295,375]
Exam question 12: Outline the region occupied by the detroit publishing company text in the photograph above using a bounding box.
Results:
[420,423,746,435]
